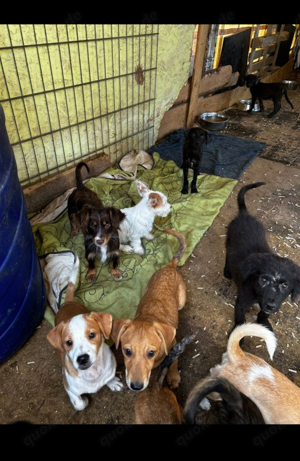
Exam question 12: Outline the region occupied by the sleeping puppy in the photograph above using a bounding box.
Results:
[245,74,294,118]
[183,376,265,424]
[181,127,210,194]
[224,182,300,331]
[68,162,125,281]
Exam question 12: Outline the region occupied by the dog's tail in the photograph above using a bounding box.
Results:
[237,182,265,213]
[183,376,264,424]
[64,253,80,304]
[283,89,294,110]
[156,329,199,389]
[75,161,89,188]
[183,376,244,424]
[227,323,277,362]
[164,229,186,266]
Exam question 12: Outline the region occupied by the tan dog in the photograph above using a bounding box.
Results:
[203,323,300,424]
[112,229,186,392]
[47,254,123,411]
[134,331,198,424]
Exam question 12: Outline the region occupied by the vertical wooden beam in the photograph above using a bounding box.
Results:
[186,24,210,128]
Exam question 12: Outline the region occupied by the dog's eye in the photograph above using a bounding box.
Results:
[281,283,289,291]
[66,340,73,347]
[89,332,96,339]
[147,350,156,359]
[124,348,132,357]
[260,276,268,285]
[104,222,111,229]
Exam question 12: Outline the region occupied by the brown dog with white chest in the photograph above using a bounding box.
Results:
[47,253,123,411]
[112,229,187,392]
[202,323,300,424]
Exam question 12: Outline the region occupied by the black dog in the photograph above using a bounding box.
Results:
[224,182,300,331]
[181,127,210,194]
[245,74,294,118]
[183,376,265,424]
[68,162,125,281]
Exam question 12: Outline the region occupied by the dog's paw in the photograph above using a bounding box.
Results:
[71,395,89,411]
[181,186,189,195]
[111,268,123,281]
[144,233,154,241]
[191,186,198,194]
[120,244,134,253]
[134,247,145,256]
[199,397,211,411]
[107,376,124,392]
[167,373,181,389]
[86,269,97,282]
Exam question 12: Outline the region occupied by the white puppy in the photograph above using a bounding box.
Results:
[118,180,171,255]
[47,254,123,410]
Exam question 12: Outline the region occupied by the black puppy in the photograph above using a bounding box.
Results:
[224,182,300,331]
[183,376,265,424]
[245,74,294,118]
[181,127,210,194]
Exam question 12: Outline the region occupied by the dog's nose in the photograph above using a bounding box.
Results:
[265,303,277,312]
[129,382,144,391]
[77,354,90,366]
[95,238,104,245]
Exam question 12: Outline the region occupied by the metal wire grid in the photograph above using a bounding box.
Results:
[0,24,159,186]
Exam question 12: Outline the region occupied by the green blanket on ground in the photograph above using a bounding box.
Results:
[32,153,237,327]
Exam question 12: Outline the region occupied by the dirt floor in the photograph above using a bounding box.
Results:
[1,70,300,446]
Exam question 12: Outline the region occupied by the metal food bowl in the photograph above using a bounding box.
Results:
[199,112,229,131]
[281,80,298,90]
[237,99,260,112]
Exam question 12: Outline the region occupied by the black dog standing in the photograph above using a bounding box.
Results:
[224,182,300,331]
[181,127,210,194]
[245,74,294,118]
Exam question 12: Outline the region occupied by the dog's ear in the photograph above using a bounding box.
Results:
[136,180,149,197]
[289,262,300,303]
[153,321,176,355]
[111,318,132,348]
[88,312,113,340]
[240,254,262,282]
[109,207,125,228]
[47,322,65,351]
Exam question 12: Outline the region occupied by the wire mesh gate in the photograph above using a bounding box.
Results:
[0,24,159,186]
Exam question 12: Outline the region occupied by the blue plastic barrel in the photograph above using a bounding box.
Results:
[0,103,45,363]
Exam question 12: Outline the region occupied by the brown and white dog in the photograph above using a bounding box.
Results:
[200,323,300,424]
[47,254,123,411]
[112,229,186,392]
[68,162,125,281]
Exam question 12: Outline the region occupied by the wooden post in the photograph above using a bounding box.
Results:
[186,24,210,128]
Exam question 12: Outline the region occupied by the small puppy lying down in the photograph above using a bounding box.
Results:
[134,330,198,424]
[47,254,123,411]
[245,74,294,118]
[183,376,265,424]
[224,182,300,331]
[200,323,300,424]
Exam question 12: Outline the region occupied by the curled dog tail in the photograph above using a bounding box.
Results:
[183,376,244,424]
[64,253,80,304]
[75,161,89,188]
[283,89,294,110]
[237,182,265,213]
[227,323,277,363]
[157,329,199,389]
[164,229,186,266]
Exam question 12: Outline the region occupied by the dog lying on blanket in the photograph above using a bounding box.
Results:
[224,182,300,331]
[118,179,171,255]
[186,323,300,424]
[68,162,125,281]
[47,254,123,410]
[112,229,186,391]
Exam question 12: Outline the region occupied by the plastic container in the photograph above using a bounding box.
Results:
[0,104,45,363]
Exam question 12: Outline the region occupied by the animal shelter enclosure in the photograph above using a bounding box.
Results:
[0,23,300,435]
